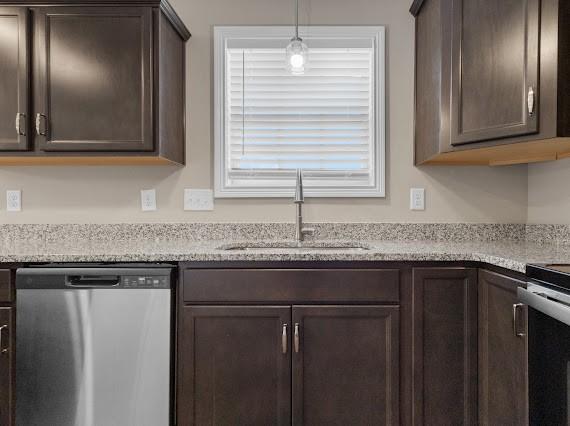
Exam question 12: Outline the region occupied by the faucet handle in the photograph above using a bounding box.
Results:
[294,169,304,203]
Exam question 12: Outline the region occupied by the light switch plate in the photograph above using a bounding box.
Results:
[410,188,425,211]
[184,189,214,211]
[6,190,21,212]
[141,189,157,212]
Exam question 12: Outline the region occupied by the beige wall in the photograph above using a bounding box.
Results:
[0,0,529,224]
[528,159,570,224]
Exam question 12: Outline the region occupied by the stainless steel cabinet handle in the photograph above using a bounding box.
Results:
[527,86,535,116]
[0,325,7,354]
[294,323,300,353]
[15,113,25,136]
[282,324,287,354]
[513,303,526,337]
[35,113,47,136]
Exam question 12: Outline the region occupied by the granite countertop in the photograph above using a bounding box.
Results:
[0,237,568,273]
[1,223,568,273]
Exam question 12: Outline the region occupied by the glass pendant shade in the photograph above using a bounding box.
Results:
[286,37,308,75]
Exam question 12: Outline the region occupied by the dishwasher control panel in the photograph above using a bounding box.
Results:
[123,275,169,288]
[16,266,173,290]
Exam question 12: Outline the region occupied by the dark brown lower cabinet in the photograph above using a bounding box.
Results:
[292,306,399,425]
[412,267,478,425]
[178,265,530,425]
[177,306,291,426]
[0,307,13,426]
[478,269,528,426]
[178,304,399,426]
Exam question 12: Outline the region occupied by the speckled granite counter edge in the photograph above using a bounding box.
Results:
[0,248,528,273]
[5,223,569,244]
[0,222,528,243]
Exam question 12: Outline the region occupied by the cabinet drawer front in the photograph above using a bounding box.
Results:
[0,270,12,303]
[183,269,400,303]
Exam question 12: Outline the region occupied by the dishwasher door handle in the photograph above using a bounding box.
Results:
[519,286,570,327]
[66,275,121,287]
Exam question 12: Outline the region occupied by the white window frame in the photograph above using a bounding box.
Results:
[214,25,386,198]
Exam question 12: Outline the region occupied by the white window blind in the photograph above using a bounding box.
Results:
[214,27,385,198]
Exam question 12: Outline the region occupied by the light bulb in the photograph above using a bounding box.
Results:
[290,53,305,68]
[286,37,308,75]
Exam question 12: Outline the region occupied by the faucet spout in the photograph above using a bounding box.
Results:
[295,202,304,242]
[294,168,304,203]
[293,169,314,242]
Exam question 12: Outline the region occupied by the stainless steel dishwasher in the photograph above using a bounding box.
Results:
[15,264,174,426]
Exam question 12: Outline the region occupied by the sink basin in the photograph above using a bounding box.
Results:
[217,242,370,251]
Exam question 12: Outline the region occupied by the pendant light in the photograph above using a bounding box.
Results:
[286,0,308,75]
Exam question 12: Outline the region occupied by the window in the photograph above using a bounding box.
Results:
[214,26,385,197]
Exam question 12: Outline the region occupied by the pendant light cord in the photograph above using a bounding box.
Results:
[295,0,299,39]
[242,50,245,156]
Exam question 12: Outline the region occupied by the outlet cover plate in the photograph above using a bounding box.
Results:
[141,189,157,212]
[410,188,425,211]
[184,189,214,211]
[6,190,21,212]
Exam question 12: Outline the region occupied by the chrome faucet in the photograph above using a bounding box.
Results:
[294,169,315,243]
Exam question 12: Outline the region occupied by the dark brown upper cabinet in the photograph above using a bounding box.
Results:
[450,0,539,146]
[0,7,29,151]
[412,0,570,166]
[0,0,190,165]
[34,7,153,153]
[478,269,528,426]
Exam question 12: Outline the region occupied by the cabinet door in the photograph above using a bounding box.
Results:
[0,307,13,426]
[0,7,29,151]
[34,7,153,152]
[412,268,478,425]
[478,270,528,425]
[292,305,399,425]
[178,306,291,426]
[450,0,540,145]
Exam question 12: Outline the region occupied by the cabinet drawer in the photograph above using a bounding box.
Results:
[0,270,12,303]
[182,269,400,303]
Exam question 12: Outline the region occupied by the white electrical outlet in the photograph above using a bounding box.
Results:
[184,189,214,211]
[6,190,22,212]
[140,189,157,212]
[410,188,425,211]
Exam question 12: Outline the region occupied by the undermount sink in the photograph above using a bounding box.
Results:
[217,242,371,251]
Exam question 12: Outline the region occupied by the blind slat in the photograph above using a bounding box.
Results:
[229,115,370,121]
